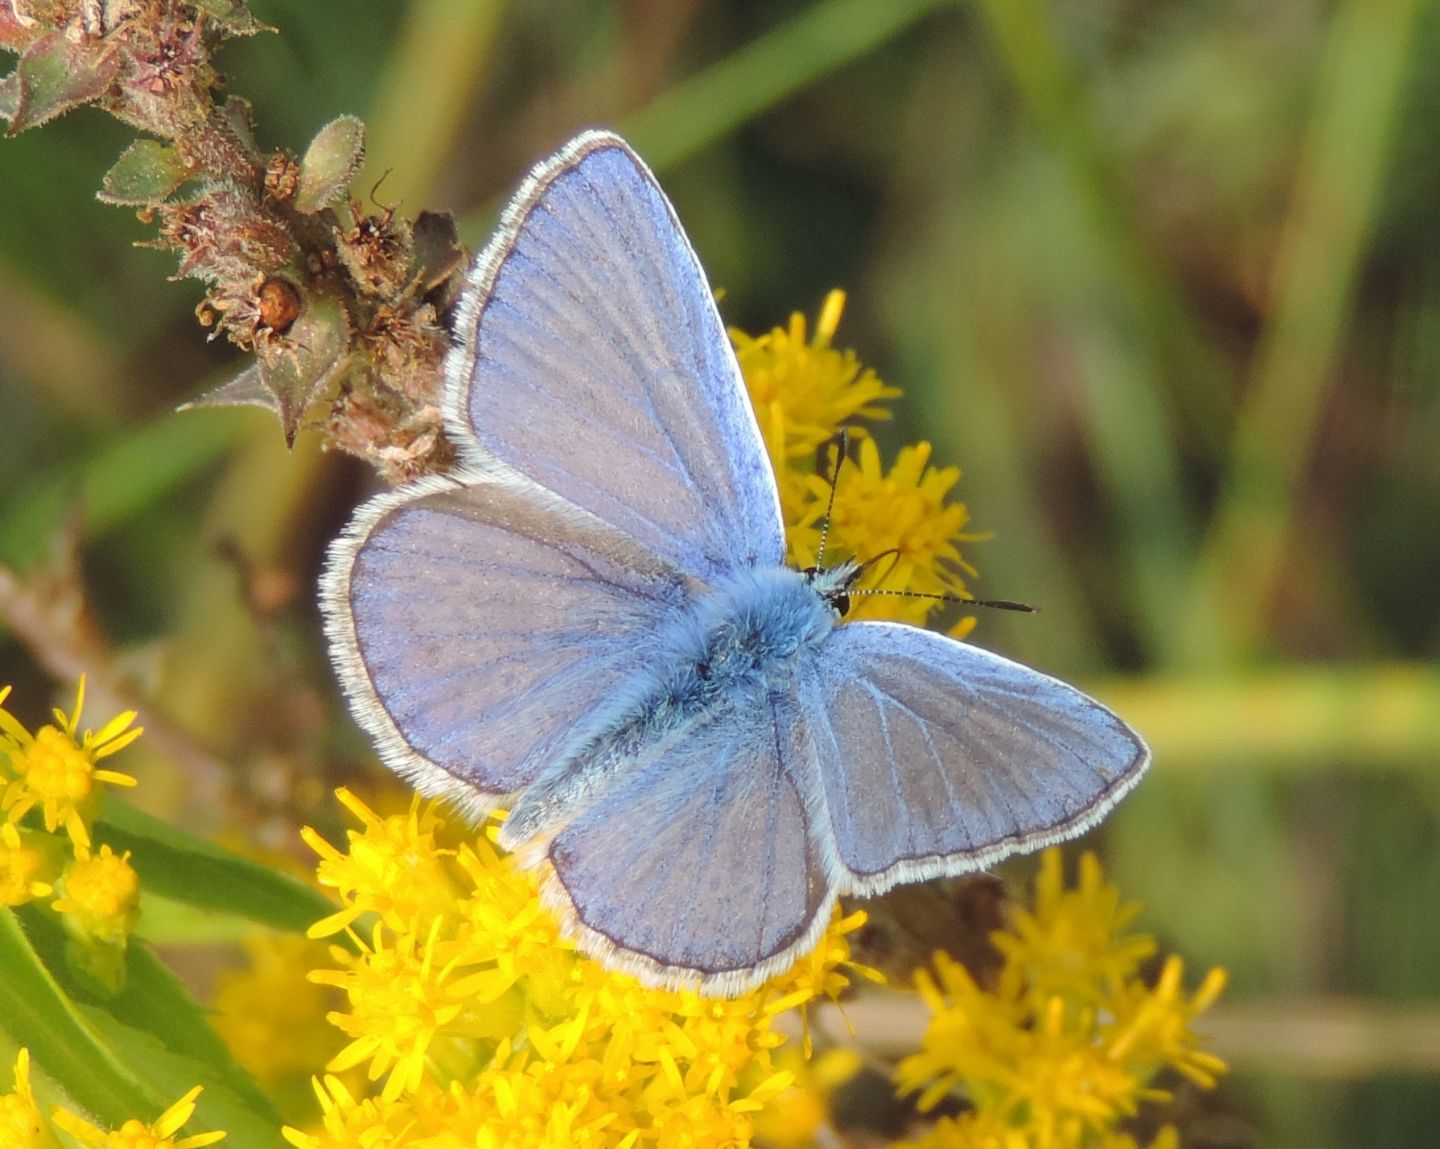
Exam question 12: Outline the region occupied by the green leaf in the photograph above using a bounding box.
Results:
[103,943,282,1127]
[98,139,191,206]
[79,1006,288,1146]
[295,114,366,213]
[6,31,119,135]
[82,1009,288,1146]
[96,799,336,935]
[16,906,285,1144]
[255,293,351,445]
[179,363,279,416]
[137,893,288,944]
[193,0,272,36]
[0,907,162,1127]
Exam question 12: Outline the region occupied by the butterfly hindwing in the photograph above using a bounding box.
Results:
[806,622,1150,894]
[538,688,834,994]
[446,131,785,582]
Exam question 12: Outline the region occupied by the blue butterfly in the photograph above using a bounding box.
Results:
[321,131,1148,996]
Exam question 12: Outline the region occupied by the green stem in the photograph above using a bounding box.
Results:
[362,0,508,208]
[974,0,1211,666]
[1177,0,1424,668]
[1091,661,1440,771]
[623,0,951,169]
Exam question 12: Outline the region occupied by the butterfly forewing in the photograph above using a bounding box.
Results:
[446,131,785,582]
[323,470,692,808]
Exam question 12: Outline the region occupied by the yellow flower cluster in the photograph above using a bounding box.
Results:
[212,933,350,1099]
[893,850,1227,1149]
[0,678,141,850]
[733,289,900,518]
[285,791,873,1149]
[0,1050,46,1149]
[0,679,143,975]
[733,291,981,629]
[0,683,228,1146]
[49,1081,226,1149]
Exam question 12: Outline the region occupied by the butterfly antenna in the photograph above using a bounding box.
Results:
[369,168,398,208]
[815,429,849,569]
[850,586,1036,613]
[821,434,1031,614]
[856,547,902,582]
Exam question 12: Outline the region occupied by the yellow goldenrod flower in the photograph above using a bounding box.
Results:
[1,1049,55,1149]
[51,843,141,945]
[0,679,140,850]
[897,950,1027,1114]
[750,1046,863,1148]
[731,299,982,631]
[991,850,1156,1015]
[895,849,1226,1149]
[0,822,61,906]
[314,916,468,1101]
[51,1084,226,1148]
[732,289,901,525]
[301,789,460,939]
[1103,956,1229,1091]
[451,823,577,1020]
[289,790,869,1148]
[792,438,981,628]
[280,1075,410,1149]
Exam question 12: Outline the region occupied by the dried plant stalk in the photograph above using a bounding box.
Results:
[1,0,468,481]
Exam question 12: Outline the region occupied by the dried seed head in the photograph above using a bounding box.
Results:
[257,275,302,334]
[335,204,414,301]
[154,185,296,282]
[263,150,300,204]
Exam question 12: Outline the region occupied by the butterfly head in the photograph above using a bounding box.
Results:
[801,559,863,619]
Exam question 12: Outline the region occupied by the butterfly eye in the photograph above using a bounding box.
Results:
[801,565,853,618]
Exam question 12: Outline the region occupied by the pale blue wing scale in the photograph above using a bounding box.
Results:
[445,131,785,581]
[321,468,692,811]
[807,622,1150,894]
[537,691,834,994]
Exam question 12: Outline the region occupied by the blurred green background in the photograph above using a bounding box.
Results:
[2,0,1439,1144]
